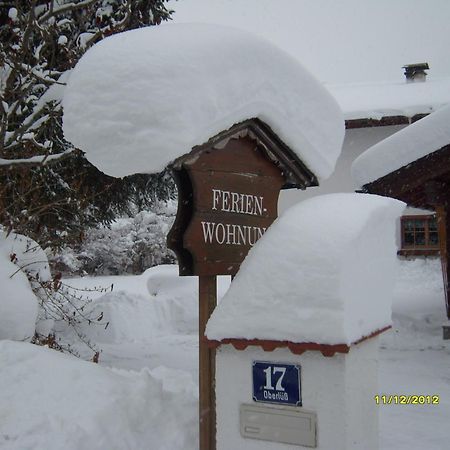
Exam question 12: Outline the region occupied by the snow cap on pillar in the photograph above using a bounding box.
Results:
[206,193,405,346]
[62,23,344,179]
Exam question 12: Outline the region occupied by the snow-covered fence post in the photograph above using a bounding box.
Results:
[61,23,345,449]
[206,193,405,450]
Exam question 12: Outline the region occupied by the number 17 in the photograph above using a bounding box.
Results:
[263,366,286,391]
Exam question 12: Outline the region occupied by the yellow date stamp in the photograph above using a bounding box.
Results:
[374,394,439,405]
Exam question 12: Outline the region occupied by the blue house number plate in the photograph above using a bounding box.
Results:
[252,361,301,406]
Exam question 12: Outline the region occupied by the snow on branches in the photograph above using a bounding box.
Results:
[0,0,173,161]
[0,1,175,249]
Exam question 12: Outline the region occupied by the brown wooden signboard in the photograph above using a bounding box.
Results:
[180,137,283,275]
[167,118,317,450]
[168,119,316,277]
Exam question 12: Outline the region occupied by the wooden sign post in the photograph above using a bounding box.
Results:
[167,119,317,450]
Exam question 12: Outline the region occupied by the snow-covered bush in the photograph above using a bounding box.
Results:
[0,228,109,357]
[50,201,176,276]
[0,232,39,341]
[1,230,54,337]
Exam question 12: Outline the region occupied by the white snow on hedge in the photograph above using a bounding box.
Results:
[63,23,344,180]
[0,341,197,450]
[352,103,450,186]
[0,252,37,341]
[206,193,405,345]
[0,231,50,341]
[1,230,51,283]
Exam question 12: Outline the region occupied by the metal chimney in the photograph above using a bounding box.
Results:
[402,63,429,82]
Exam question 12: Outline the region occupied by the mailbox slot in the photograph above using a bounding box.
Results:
[240,403,317,447]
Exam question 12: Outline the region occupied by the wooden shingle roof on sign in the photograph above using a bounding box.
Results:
[170,118,319,190]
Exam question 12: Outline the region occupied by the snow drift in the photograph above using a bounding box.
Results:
[0,340,197,450]
[63,23,344,180]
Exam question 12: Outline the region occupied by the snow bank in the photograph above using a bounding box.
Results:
[0,341,197,450]
[75,267,199,344]
[63,23,344,180]
[0,232,48,340]
[70,265,231,345]
[380,258,447,351]
[206,193,405,345]
[352,103,450,186]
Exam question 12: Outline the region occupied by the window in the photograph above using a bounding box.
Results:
[399,215,440,256]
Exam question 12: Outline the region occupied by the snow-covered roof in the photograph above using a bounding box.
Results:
[206,193,405,346]
[328,78,450,121]
[62,23,344,180]
[352,103,450,186]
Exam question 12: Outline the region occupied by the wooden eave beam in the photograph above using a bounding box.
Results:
[178,118,319,190]
[345,114,427,129]
[362,144,450,207]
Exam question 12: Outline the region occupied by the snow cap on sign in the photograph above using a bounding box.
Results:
[206,193,405,346]
[62,23,344,179]
[352,103,450,186]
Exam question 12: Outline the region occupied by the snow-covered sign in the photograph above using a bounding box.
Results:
[62,23,345,450]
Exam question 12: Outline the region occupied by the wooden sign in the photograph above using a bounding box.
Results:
[181,136,283,275]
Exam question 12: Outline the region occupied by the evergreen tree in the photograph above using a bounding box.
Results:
[0,1,176,249]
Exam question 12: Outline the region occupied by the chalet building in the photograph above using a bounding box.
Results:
[351,104,450,321]
[279,71,450,259]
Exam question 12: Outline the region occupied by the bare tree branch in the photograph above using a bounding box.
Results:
[38,0,98,25]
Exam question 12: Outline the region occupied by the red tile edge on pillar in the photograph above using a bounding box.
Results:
[204,325,391,356]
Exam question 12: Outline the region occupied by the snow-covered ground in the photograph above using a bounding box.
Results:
[1,259,448,449]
